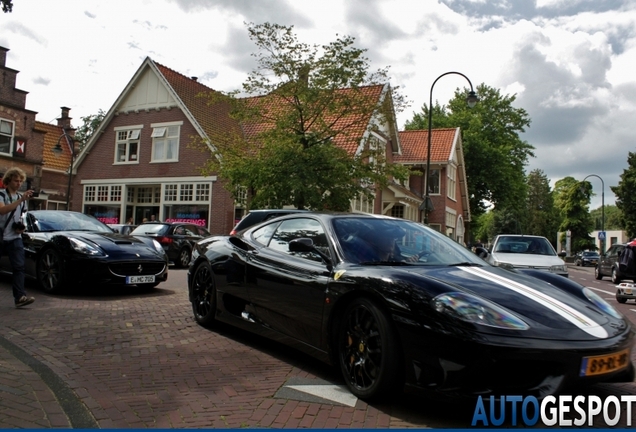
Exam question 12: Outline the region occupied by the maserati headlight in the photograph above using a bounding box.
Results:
[69,238,105,256]
[432,292,529,330]
[583,287,622,319]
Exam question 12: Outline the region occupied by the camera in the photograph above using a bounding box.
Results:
[12,222,26,231]
[31,190,39,198]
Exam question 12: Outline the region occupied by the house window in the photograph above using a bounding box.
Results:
[0,119,14,154]
[391,205,404,219]
[196,184,210,202]
[84,186,96,202]
[164,184,178,202]
[447,165,457,200]
[427,169,440,194]
[180,184,193,201]
[151,124,180,162]
[115,128,141,163]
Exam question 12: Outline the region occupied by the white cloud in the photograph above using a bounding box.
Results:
[1,0,635,210]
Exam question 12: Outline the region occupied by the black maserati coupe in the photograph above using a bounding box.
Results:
[187,212,634,401]
[0,210,169,293]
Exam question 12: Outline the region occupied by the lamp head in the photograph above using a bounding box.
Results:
[466,90,478,108]
[52,142,64,156]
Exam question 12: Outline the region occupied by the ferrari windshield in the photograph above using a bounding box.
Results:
[27,211,113,233]
[332,217,483,265]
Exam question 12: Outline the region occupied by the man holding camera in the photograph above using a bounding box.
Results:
[0,167,35,308]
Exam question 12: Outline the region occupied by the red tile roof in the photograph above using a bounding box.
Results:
[154,62,242,144]
[36,121,73,171]
[395,128,458,164]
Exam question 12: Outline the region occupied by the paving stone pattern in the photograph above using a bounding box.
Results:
[0,269,634,429]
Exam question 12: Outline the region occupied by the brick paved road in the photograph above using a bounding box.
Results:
[0,267,634,428]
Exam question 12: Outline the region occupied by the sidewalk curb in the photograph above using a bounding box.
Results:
[0,335,98,429]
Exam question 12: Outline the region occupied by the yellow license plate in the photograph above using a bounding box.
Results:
[580,349,630,376]
[625,288,633,295]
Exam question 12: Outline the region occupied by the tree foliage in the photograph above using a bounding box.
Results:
[554,176,595,251]
[404,84,534,218]
[1,0,12,13]
[590,205,622,231]
[525,169,559,240]
[611,152,636,238]
[73,109,106,151]
[196,22,410,210]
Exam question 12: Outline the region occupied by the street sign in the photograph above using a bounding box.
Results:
[598,231,606,240]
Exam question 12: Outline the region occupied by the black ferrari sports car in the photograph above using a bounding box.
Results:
[0,210,169,293]
[187,213,634,401]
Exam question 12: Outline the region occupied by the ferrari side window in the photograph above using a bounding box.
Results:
[269,218,327,263]
[251,222,278,246]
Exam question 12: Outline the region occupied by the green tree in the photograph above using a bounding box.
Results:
[73,110,106,151]
[196,22,410,210]
[525,169,559,240]
[405,84,534,218]
[1,0,12,13]
[611,152,636,238]
[554,176,595,251]
[590,205,623,231]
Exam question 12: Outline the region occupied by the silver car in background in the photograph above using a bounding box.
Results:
[484,234,569,278]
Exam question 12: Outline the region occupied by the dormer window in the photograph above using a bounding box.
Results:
[114,126,141,164]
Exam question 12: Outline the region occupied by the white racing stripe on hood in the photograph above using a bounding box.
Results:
[460,267,608,339]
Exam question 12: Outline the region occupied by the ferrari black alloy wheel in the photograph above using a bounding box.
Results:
[191,262,216,326]
[338,297,401,400]
[37,248,66,293]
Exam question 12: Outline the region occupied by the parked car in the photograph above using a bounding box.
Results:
[187,213,633,401]
[616,282,636,304]
[596,243,636,284]
[108,223,138,235]
[480,234,568,277]
[130,222,212,268]
[574,251,600,267]
[0,210,168,293]
[230,209,308,235]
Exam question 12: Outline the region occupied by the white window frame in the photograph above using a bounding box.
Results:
[447,164,457,201]
[0,119,15,155]
[114,125,142,164]
[151,121,182,163]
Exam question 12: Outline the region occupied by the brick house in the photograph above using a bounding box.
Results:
[0,46,71,210]
[395,128,471,245]
[71,56,470,238]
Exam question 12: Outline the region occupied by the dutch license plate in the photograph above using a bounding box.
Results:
[126,275,155,284]
[580,349,629,376]
[625,288,633,295]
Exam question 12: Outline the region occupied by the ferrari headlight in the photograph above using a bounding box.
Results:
[583,287,622,319]
[432,292,529,330]
[69,238,105,256]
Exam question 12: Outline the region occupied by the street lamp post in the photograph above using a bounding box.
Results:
[424,72,478,225]
[52,129,76,210]
[582,174,605,253]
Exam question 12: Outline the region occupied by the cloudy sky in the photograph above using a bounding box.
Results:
[1,0,635,209]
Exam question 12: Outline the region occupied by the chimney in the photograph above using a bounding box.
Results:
[0,46,8,68]
[57,106,73,131]
[191,76,198,82]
